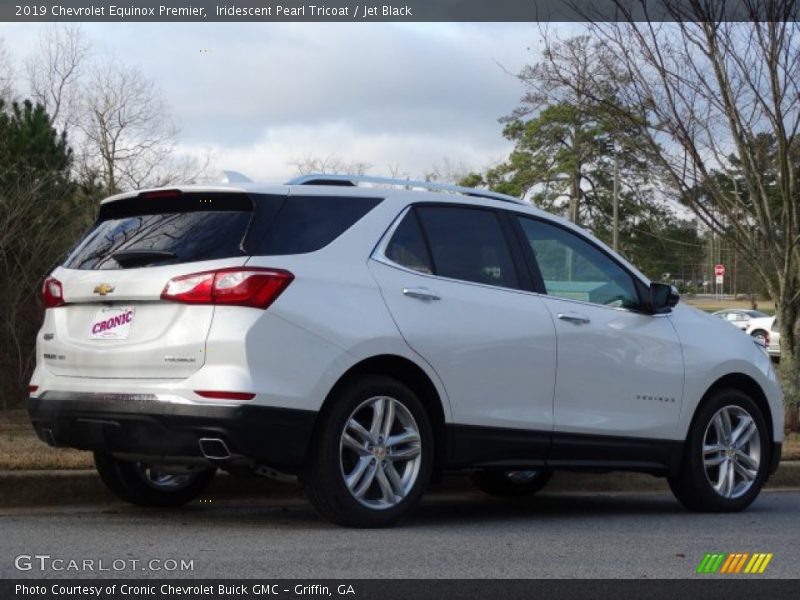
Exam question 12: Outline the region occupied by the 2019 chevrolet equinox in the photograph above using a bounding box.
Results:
[28,174,784,527]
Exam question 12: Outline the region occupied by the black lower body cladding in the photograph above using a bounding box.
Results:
[28,393,317,472]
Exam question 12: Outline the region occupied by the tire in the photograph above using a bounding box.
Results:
[668,389,770,512]
[302,375,434,527]
[470,469,553,497]
[750,329,768,345]
[94,452,216,508]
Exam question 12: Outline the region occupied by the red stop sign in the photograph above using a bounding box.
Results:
[715,264,725,276]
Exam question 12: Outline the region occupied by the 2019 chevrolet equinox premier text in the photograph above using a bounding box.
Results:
[28,174,784,527]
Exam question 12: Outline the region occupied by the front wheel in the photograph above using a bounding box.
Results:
[750,329,769,345]
[470,469,553,497]
[94,452,216,507]
[668,390,769,512]
[302,375,433,527]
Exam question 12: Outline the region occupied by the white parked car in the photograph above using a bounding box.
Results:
[28,174,784,527]
[746,316,781,358]
[712,309,769,331]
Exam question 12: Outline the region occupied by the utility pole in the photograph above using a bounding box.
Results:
[605,140,620,252]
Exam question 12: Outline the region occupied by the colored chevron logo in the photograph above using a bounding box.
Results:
[696,553,773,574]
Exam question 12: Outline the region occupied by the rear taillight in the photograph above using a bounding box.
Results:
[160,268,294,309]
[28,385,39,394]
[42,277,65,308]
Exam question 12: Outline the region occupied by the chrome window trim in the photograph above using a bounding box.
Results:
[371,205,670,318]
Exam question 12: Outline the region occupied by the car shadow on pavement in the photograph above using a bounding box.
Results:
[99,490,696,530]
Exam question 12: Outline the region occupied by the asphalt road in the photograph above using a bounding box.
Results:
[1,489,798,579]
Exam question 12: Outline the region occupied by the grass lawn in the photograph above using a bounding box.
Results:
[1,408,798,471]
[0,409,93,470]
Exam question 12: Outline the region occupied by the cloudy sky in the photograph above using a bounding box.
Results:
[0,22,583,182]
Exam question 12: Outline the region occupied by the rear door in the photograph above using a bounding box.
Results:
[369,205,557,462]
[41,191,257,379]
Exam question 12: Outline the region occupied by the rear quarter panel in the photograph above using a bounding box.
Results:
[234,196,452,419]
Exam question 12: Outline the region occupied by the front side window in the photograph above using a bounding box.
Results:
[415,206,519,289]
[516,216,640,309]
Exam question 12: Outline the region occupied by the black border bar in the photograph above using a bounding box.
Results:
[4,579,800,600]
[3,0,798,22]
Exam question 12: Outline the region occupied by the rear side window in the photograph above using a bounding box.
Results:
[63,193,252,270]
[252,195,381,256]
[385,211,433,274]
[415,206,519,289]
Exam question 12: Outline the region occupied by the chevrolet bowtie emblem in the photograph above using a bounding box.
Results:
[93,284,115,296]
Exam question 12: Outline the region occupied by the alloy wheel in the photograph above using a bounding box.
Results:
[339,396,422,510]
[702,405,761,499]
[505,471,541,483]
[136,464,195,491]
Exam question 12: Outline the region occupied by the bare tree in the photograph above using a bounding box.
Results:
[386,163,410,179]
[79,59,198,193]
[422,158,472,184]
[568,1,800,412]
[0,38,13,100]
[26,25,89,130]
[290,154,371,176]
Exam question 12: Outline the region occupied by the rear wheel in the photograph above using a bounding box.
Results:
[668,390,769,512]
[750,329,769,345]
[94,452,216,507]
[302,375,433,527]
[470,469,553,497]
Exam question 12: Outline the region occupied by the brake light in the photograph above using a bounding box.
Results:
[139,189,181,199]
[42,277,65,308]
[161,268,294,309]
[195,390,255,400]
[28,385,39,394]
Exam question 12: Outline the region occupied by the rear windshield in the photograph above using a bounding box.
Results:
[63,193,253,270]
[63,192,383,270]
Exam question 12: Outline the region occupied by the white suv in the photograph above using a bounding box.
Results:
[28,174,784,527]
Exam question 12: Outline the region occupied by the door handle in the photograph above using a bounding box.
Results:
[557,312,590,324]
[402,287,441,301]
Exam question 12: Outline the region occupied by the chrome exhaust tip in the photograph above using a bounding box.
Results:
[198,438,231,460]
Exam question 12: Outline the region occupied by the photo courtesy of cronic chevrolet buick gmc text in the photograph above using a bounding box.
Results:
[27,174,784,527]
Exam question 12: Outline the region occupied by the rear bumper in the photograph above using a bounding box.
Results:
[28,393,317,472]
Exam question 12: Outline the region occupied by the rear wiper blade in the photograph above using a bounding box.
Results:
[111,249,177,266]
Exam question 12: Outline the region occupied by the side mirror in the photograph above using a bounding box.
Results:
[649,282,679,314]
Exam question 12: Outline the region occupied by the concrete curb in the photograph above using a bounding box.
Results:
[1,462,798,508]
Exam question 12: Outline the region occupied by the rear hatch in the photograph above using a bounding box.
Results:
[42,190,256,379]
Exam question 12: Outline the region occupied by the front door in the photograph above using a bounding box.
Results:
[513,215,685,454]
